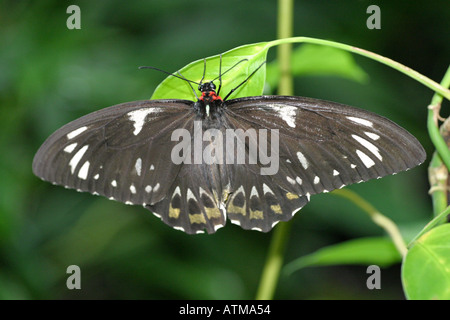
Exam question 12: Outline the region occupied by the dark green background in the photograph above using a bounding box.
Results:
[0,0,448,299]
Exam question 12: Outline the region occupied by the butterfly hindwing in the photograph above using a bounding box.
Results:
[225,165,309,232]
[147,163,227,234]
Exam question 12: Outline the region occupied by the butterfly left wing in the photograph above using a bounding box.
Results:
[146,162,229,234]
[32,99,195,207]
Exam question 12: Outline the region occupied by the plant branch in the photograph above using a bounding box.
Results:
[427,66,450,172]
[264,37,450,101]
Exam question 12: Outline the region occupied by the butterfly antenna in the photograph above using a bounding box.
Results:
[222,60,266,101]
[217,55,223,96]
[212,58,249,82]
[176,71,199,100]
[139,66,200,86]
[199,59,207,85]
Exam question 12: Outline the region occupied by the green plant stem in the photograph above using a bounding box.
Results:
[427,66,450,172]
[263,37,450,101]
[428,152,448,219]
[276,0,293,96]
[427,66,450,224]
[331,189,408,257]
[255,222,292,300]
[255,0,293,301]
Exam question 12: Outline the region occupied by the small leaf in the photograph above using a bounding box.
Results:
[283,237,401,276]
[402,224,450,300]
[151,42,270,100]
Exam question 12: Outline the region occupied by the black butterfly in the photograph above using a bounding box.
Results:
[32,59,426,234]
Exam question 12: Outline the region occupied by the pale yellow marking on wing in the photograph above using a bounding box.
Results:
[189,213,207,224]
[286,192,299,200]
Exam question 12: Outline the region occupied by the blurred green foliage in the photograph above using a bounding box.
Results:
[0,0,448,299]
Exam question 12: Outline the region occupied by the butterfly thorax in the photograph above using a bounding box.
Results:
[195,81,224,120]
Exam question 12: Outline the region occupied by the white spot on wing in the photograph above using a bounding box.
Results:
[356,149,375,168]
[67,126,88,139]
[352,134,382,160]
[111,180,117,187]
[235,185,245,196]
[127,108,161,135]
[69,145,89,174]
[313,176,320,184]
[187,188,195,200]
[173,186,181,197]
[64,143,77,153]
[270,104,297,128]
[365,132,380,140]
[150,164,155,170]
[295,177,302,185]
[135,158,142,176]
[152,211,161,218]
[145,185,152,193]
[153,183,160,192]
[347,116,373,127]
[296,151,309,169]
[286,176,296,185]
[78,161,90,180]
[94,173,100,180]
[230,220,241,226]
[130,184,136,194]
[333,170,340,176]
[263,184,274,195]
[250,186,259,198]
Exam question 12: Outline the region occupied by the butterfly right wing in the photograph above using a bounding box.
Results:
[219,95,426,232]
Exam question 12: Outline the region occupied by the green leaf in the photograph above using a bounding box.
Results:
[266,44,368,90]
[402,224,450,300]
[407,205,450,248]
[151,42,270,100]
[283,237,401,276]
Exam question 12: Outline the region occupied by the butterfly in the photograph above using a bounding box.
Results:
[32,58,426,234]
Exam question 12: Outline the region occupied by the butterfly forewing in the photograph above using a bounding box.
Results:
[33,100,195,206]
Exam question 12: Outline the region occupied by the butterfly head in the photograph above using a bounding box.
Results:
[198,81,222,103]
